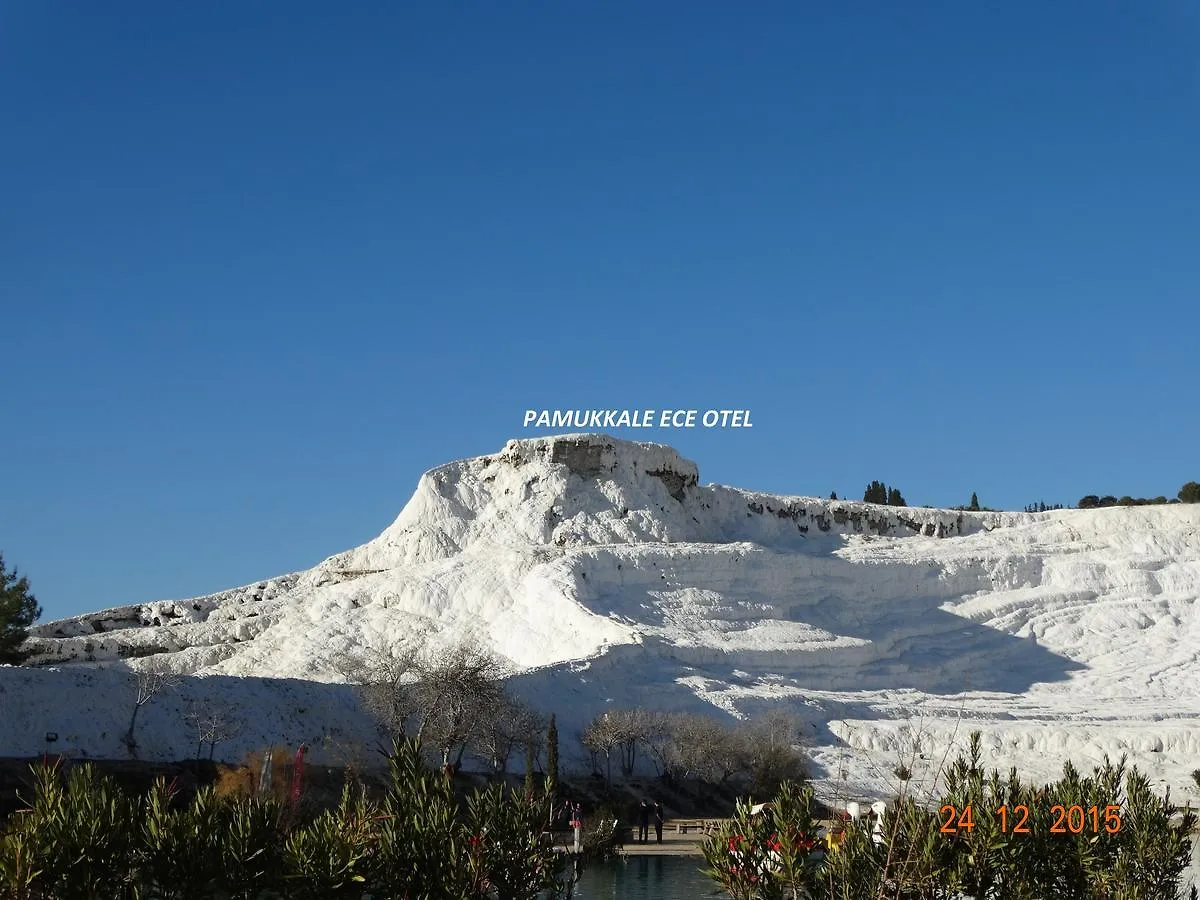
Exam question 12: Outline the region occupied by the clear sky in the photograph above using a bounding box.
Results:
[3,1,1198,620]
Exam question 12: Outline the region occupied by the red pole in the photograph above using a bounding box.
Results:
[290,744,307,808]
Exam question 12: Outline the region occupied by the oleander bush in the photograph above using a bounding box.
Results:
[0,761,144,899]
[702,732,1198,900]
[0,739,576,900]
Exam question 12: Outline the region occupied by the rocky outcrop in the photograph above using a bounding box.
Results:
[549,436,614,477]
[744,497,982,538]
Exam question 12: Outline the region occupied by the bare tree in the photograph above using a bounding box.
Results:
[183,699,242,760]
[641,710,682,783]
[517,712,547,779]
[476,694,544,777]
[123,657,181,757]
[578,729,601,777]
[740,710,807,795]
[580,712,623,786]
[340,639,508,769]
[579,707,654,779]
[577,708,801,795]
[339,643,420,753]
[410,641,506,770]
[611,708,654,776]
[670,712,746,790]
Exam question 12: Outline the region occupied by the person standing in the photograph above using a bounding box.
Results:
[637,799,650,843]
[653,800,664,843]
[571,803,583,854]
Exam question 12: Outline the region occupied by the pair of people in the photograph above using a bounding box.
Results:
[636,799,664,843]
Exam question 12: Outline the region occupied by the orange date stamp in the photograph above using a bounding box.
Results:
[939,804,1123,835]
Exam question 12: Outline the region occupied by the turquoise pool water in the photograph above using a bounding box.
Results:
[571,855,724,899]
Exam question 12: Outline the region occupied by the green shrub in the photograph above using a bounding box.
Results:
[701,733,1198,900]
[284,785,379,898]
[462,784,566,898]
[2,760,138,899]
[701,781,828,900]
[0,740,577,900]
[220,793,287,898]
[371,738,471,899]
[137,780,227,899]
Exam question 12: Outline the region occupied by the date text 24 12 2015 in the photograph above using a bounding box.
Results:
[938,804,1123,835]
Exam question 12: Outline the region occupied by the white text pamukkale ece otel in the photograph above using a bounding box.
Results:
[522,409,753,428]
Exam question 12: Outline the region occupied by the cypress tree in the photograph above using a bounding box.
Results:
[969,492,980,511]
[863,481,886,504]
[546,713,559,798]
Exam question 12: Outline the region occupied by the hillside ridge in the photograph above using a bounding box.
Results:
[5,434,1198,805]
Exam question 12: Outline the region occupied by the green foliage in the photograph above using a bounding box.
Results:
[702,781,829,900]
[936,733,1033,897]
[284,785,378,898]
[218,792,286,898]
[700,732,1198,899]
[576,808,621,862]
[818,812,891,900]
[0,554,41,665]
[0,826,40,900]
[0,741,576,900]
[138,781,228,899]
[463,785,566,899]
[2,760,137,899]
[371,737,572,899]
[1180,482,1200,503]
[373,737,472,899]
[969,492,980,511]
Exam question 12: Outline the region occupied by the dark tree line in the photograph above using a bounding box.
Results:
[1078,482,1198,509]
[863,481,906,507]
[1023,501,1065,513]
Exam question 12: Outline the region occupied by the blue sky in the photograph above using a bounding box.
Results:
[3,1,1197,620]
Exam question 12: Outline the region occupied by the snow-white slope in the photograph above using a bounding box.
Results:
[4,434,1199,811]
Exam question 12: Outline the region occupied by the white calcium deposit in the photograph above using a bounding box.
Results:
[4,434,1199,814]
